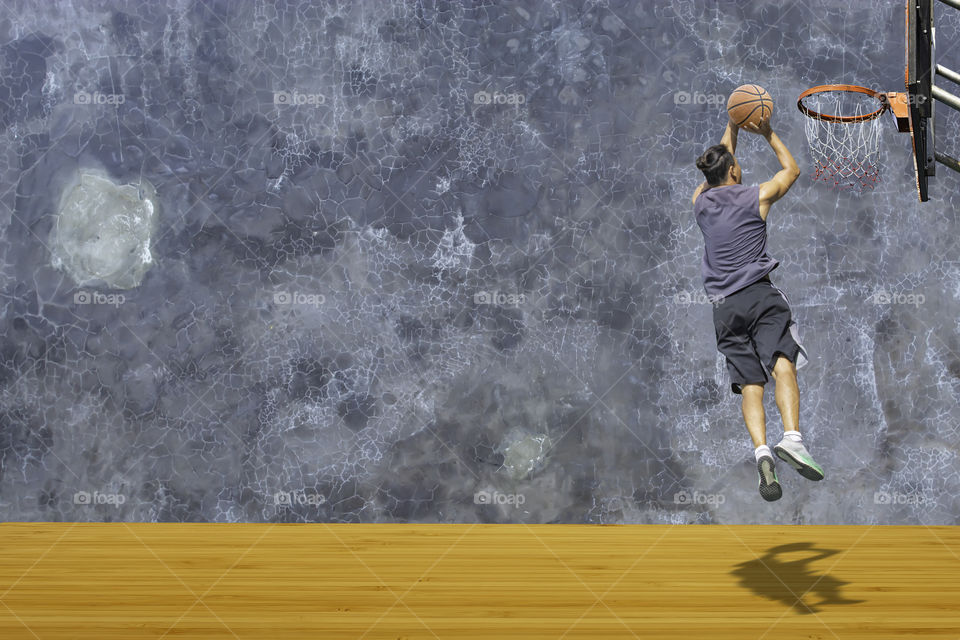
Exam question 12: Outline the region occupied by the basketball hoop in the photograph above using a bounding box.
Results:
[797,84,890,192]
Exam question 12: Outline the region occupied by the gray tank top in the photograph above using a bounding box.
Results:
[694,184,778,297]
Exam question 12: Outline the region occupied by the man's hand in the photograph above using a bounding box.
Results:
[741,116,772,139]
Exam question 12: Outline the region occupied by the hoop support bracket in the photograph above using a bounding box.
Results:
[884,92,912,132]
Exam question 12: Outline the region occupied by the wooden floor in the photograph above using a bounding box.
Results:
[0,524,957,638]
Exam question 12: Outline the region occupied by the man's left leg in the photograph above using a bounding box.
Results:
[740,383,767,448]
[712,283,782,500]
[741,383,781,501]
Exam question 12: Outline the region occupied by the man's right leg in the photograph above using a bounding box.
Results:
[770,355,824,481]
[771,355,799,433]
[750,280,823,482]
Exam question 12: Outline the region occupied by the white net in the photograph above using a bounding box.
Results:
[800,89,885,192]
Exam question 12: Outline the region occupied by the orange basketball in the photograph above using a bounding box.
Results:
[727,84,773,128]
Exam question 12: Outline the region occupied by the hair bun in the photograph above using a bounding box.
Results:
[696,144,733,187]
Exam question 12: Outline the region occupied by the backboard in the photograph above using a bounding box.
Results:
[906,0,934,201]
[797,0,959,200]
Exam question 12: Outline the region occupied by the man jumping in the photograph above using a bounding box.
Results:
[692,114,824,502]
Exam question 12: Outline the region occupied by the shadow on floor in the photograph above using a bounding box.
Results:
[730,541,866,614]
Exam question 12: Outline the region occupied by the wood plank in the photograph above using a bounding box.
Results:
[0,524,957,638]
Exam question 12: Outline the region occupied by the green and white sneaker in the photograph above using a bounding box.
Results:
[757,455,782,502]
[774,438,824,481]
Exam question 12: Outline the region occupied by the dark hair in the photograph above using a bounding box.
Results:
[696,144,734,186]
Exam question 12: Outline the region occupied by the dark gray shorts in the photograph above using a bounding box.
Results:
[712,275,808,395]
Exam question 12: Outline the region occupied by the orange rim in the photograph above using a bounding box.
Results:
[797,84,889,123]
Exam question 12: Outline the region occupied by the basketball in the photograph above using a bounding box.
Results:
[727,84,773,128]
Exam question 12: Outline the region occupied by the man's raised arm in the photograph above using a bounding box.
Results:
[744,118,799,216]
[720,118,738,156]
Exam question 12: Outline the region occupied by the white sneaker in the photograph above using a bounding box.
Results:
[774,438,824,481]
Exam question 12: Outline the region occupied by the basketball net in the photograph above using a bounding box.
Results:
[797,86,887,193]
[804,109,883,191]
